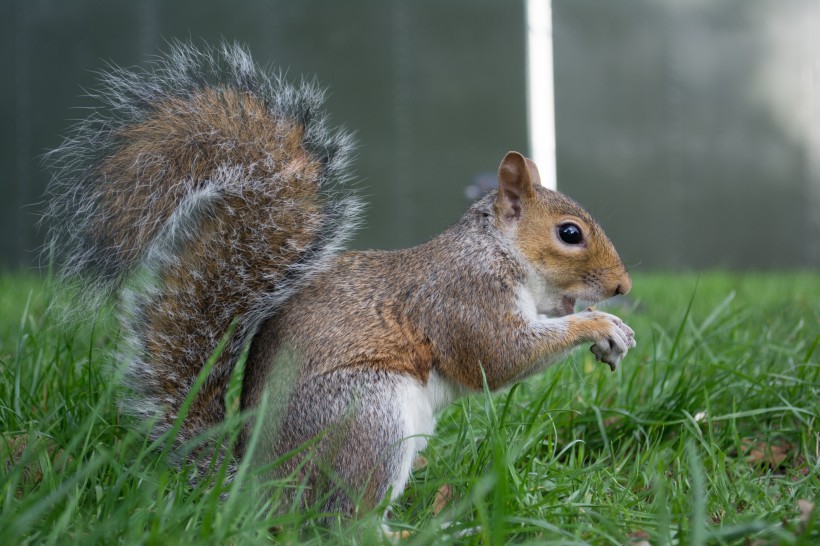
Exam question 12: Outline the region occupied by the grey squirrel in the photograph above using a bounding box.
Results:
[46,42,635,515]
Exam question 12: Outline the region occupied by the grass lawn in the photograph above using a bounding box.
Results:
[0,272,817,545]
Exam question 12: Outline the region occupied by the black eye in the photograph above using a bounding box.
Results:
[558,223,583,245]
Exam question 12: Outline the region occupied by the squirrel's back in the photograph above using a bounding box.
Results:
[45,42,361,464]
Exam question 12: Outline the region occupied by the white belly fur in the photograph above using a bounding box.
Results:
[389,369,462,500]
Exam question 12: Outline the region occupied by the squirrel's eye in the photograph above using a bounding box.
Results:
[558,223,583,245]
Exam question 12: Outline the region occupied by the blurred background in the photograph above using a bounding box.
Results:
[2,0,818,271]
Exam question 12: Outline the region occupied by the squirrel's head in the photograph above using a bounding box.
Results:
[494,151,631,316]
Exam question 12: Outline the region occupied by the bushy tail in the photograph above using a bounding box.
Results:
[45,42,361,470]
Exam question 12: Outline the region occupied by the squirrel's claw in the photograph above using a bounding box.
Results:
[588,315,636,372]
[591,343,621,372]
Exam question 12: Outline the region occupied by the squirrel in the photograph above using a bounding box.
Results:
[45,42,635,516]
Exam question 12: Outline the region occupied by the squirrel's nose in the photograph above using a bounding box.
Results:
[613,275,632,297]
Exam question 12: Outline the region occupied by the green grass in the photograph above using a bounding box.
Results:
[1,271,818,545]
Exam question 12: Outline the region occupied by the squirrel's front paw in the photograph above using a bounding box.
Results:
[579,310,636,371]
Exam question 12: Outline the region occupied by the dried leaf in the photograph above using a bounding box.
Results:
[382,530,412,541]
[797,499,814,530]
[2,433,69,492]
[710,508,726,525]
[626,529,651,546]
[603,415,623,427]
[790,454,810,479]
[741,438,791,468]
[432,484,452,516]
[1,434,28,466]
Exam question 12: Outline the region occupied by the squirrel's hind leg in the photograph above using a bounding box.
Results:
[257,369,435,518]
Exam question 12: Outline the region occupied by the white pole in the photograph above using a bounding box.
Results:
[526,0,557,189]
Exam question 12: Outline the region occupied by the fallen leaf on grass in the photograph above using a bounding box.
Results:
[1,434,29,466]
[625,530,651,546]
[382,530,412,540]
[797,499,814,530]
[741,438,792,468]
[603,415,623,427]
[790,454,810,479]
[432,484,452,516]
[2,434,72,497]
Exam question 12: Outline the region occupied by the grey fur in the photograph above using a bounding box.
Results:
[46,40,357,302]
[44,41,362,473]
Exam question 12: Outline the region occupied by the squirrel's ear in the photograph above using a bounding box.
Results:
[496,151,538,221]
[524,157,541,187]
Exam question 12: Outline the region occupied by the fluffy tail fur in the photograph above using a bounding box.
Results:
[45,42,361,469]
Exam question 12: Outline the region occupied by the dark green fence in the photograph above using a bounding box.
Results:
[2,0,818,270]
